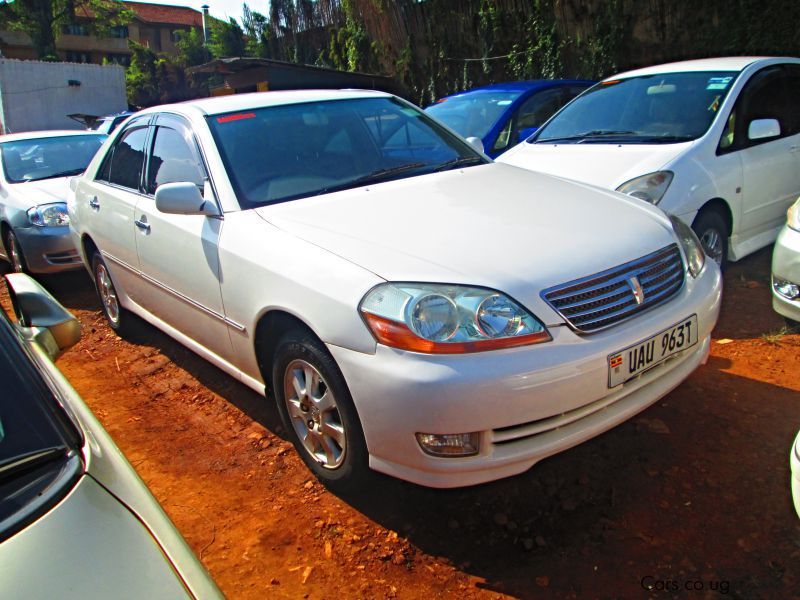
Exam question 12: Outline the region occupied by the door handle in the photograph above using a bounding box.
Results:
[134,217,150,232]
[88,196,100,210]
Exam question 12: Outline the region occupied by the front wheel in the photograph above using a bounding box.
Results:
[691,209,728,267]
[272,331,368,490]
[4,229,28,273]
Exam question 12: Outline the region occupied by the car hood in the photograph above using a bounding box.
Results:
[255,163,677,321]
[2,177,72,210]
[497,140,694,190]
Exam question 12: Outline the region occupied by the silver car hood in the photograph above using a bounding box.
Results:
[256,163,677,318]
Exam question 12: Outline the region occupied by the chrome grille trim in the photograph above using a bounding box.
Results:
[542,244,685,333]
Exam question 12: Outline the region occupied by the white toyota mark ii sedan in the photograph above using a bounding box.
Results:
[68,90,722,488]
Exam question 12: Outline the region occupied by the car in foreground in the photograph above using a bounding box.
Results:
[69,90,722,489]
[0,130,106,273]
[772,198,800,325]
[0,273,221,598]
[425,80,592,158]
[498,57,800,266]
[792,431,800,519]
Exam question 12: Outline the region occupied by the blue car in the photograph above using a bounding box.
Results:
[425,80,593,158]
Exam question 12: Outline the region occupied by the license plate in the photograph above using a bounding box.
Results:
[608,315,698,387]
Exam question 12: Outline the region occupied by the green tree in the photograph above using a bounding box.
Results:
[242,3,270,58]
[207,17,245,59]
[0,0,132,61]
[174,26,208,67]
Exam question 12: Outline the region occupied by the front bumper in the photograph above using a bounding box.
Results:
[330,262,722,488]
[772,225,800,323]
[11,225,82,273]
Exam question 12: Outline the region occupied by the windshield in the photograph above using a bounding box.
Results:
[533,71,738,144]
[1,134,106,183]
[0,310,82,540]
[208,97,485,208]
[426,91,522,138]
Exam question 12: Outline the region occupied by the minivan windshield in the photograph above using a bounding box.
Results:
[425,91,523,138]
[532,71,738,144]
[208,97,486,208]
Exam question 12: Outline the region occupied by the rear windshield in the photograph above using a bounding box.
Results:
[1,134,106,183]
[207,97,485,208]
[425,91,522,138]
[532,71,739,144]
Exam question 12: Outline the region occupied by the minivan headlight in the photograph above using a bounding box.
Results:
[359,283,551,353]
[27,202,70,227]
[616,171,673,205]
[788,198,800,232]
[669,215,705,278]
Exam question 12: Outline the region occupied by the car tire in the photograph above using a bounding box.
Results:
[272,330,368,490]
[92,252,130,335]
[692,209,728,267]
[4,229,28,273]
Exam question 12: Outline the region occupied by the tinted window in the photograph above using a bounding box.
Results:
[146,126,205,194]
[425,91,522,138]
[517,88,566,131]
[208,97,483,208]
[533,71,738,144]
[738,67,790,142]
[102,126,148,190]
[0,135,105,183]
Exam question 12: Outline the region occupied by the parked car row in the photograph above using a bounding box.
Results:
[0,57,797,495]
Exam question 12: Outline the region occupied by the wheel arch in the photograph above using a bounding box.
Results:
[694,198,733,235]
[254,309,325,392]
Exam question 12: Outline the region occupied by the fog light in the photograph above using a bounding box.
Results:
[416,432,479,457]
[773,276,800,300]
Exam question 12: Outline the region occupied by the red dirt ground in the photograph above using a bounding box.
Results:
[4,247,799,599]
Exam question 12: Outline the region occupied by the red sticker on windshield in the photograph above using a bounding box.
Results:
[217,112,256,123]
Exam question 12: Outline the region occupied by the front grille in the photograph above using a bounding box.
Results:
[44,250,81,265]
[542,244,684,333]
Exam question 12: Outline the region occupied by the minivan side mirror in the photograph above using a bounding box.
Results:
[5,273,81,360]
[465,136,485,154]
[155,182,220,216]
[748,118,781,141]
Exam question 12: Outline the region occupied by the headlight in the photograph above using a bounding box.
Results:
[669,215,705,278]
[27,202,69,227]
[616,171,673,205]
[360,283,551,353]
[788,198,800,232]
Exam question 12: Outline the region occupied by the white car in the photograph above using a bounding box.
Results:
[792,431,800,519]
[68,90,722,489]
[0,273,221,598]
[772,198,800,324]
[499,57,800,266]
[0,131,106,273]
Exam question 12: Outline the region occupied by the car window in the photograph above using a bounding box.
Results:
[0,135,105,184]
[425,91,522,139]
[146,126,205,194]
[208,97,484,208]
[99,126,149,191]
[533,71,738,144]
[735,66,790,148]
[517,88,566,131]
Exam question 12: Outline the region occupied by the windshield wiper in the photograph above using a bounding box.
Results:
[536,130,639,143]
[0,446,68,482]
[312,162,427,196]
[434,156,484,172]
[26,168,86,182]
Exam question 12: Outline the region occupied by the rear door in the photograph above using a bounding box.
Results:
[75,116,151,296]
[133,113,233,362]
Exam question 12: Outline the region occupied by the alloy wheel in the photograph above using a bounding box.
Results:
[699,227,724,266]
[95,262,120,325]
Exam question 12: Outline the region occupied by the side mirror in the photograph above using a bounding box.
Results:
[748,118,781,141]
[465,136,485,154]
[5,273,81,360]
[517,126,538,143]
[155,182,220,216]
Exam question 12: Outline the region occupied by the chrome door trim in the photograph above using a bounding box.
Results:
[101,251,247,333]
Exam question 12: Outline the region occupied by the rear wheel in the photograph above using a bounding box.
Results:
[692,209,728,267]
[272,330,368,490]
[3,229,27,273]
[92,252,130,335]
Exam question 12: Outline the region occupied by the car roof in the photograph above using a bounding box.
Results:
[0,130,105,143]
[442,79,592,98]
[145,89,394,118]
[608,56,799,80]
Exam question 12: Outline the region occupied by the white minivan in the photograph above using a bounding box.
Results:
[499,57,800,265]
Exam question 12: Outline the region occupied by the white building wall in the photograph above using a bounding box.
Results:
[0,59,126,133]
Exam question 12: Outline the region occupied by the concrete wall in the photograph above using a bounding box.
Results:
[0,59,127,133]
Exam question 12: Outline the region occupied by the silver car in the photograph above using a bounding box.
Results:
[0,131,105,273]
[0,273,222,599]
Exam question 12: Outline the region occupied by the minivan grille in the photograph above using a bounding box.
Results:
[542,244,685,333]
